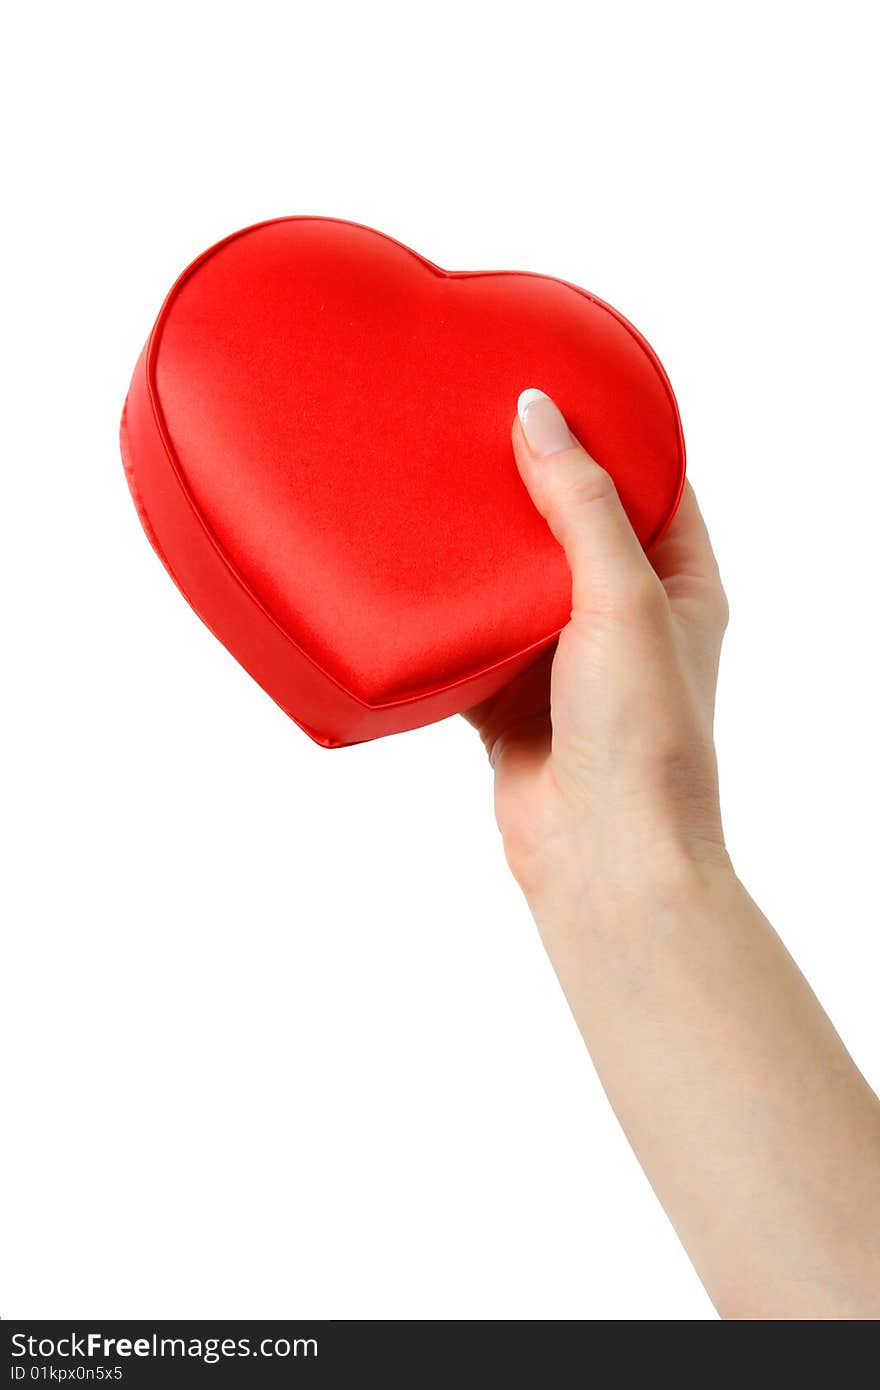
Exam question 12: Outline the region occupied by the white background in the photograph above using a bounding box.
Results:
[3,1,878,1321]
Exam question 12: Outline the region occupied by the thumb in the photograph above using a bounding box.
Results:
[513,388,657,616]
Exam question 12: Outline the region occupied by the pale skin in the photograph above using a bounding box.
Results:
[466,388,880,1320]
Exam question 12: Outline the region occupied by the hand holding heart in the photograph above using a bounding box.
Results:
[466,388,730,924]
[121,220,880,1315]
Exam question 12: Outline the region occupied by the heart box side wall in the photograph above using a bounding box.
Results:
[120,217,686,747]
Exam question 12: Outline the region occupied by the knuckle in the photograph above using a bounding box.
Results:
[704,578,729,633]
[559,457,617,509]
[715,583,730,631]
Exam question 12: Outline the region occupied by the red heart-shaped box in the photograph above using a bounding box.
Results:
[120,218,685,746]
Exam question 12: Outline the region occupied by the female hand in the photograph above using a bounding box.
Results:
[467,387,730,921]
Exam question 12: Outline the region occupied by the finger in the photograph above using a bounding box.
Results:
[512,389,661,617]
[462,644,554,752]
[649,481,728,630]
[650,481,720,585]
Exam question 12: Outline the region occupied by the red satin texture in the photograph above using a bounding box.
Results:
[120,217,686,746]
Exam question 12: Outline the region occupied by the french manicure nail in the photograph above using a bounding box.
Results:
[517,388,574,457]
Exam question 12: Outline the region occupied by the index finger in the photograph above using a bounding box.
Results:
[649,481,728,623]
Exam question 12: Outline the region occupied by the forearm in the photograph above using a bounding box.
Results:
[530,855,880,1319]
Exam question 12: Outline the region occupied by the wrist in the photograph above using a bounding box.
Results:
[521,831,736,945]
